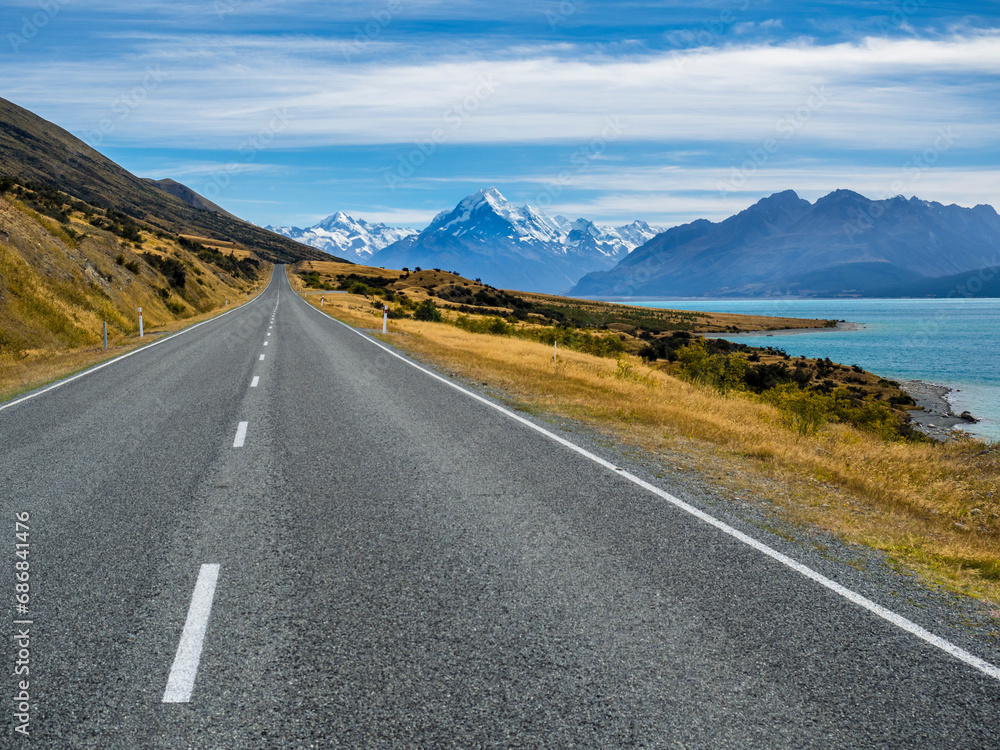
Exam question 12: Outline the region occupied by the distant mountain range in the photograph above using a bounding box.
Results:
[271,187,663,292]
[570,190,1000,298]
[267,212,418,263]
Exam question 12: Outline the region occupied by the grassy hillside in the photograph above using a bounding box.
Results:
[0,96,333,264]
[295,261,919,424]
[0,179,267,398]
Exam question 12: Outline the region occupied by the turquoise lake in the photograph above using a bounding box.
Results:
[629,298,1000,442]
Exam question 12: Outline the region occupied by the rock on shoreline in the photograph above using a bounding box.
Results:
[898,380,977,441]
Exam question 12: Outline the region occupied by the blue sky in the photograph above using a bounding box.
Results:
[3,0,999,229]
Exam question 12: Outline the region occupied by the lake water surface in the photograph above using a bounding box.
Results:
[629,298,1000,442]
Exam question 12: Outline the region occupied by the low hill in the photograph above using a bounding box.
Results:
[866,266,1000,298]
[0,96,331,264]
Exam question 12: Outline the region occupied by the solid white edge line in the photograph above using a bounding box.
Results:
[163,564,221,703]
[251,376,260,388]
[233,421,248,448]
[0,273,271,414]
[297,283,1000,683]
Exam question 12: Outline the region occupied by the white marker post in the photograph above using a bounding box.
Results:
[320,296,325,307]
[382,305,388,334]
[103,321,108,350]
[138,307,144,338]
[554,340,558,361]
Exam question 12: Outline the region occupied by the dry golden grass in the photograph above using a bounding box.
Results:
[0,265,272,402]
[295,261,835,333]
[0,192,272,401]
[294,276,1000,606]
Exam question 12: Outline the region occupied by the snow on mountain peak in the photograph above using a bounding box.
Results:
[268,188,665,272]
[266,212,417,262]
[420,188,664,258]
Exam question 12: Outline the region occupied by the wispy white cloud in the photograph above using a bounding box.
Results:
[7,32,999,152]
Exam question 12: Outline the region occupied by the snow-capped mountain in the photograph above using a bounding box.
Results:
[371,188,663,293]
[266,212,417,263]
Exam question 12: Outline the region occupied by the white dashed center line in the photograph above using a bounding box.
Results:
[263,341,268,346]
[251,376,260,388]
[233,421,248,448]
[259,354,265,361]
[163,564,221,703]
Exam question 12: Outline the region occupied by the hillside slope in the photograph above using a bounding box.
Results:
[0,181,265,395]
[0,96,330,264]
[143,178,240,220]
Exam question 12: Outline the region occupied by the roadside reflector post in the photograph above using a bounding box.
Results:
[103,321,108,350]
[554,340,558,361]
[138,307,143,338]
[225,297,229,307]
[382,305,388,334]
[320,296,325,307]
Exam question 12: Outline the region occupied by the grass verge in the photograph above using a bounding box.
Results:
[0,265,272,403]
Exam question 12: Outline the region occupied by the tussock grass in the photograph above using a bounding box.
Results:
[0,189,272,399]
[298,279,1000,606]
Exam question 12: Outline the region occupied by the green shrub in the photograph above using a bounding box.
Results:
[455,314,513,335]
[676,338,747,393]
[414,298,443,322]
[763,383,901,439]
[763,383,833,435]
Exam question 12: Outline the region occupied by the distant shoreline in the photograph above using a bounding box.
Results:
[722,321,862,336]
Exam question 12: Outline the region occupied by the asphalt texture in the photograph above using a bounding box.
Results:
[2,268,999,748]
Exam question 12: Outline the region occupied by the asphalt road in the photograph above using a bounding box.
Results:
[2,268,999,748]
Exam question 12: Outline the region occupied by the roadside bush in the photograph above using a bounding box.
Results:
[414,299,442,322]
[455,314,513,335]
[637,344,658,362]
[763,383,901,439]
[142,252,186,288]
[762,383,833,435]
[675,338,747,393]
